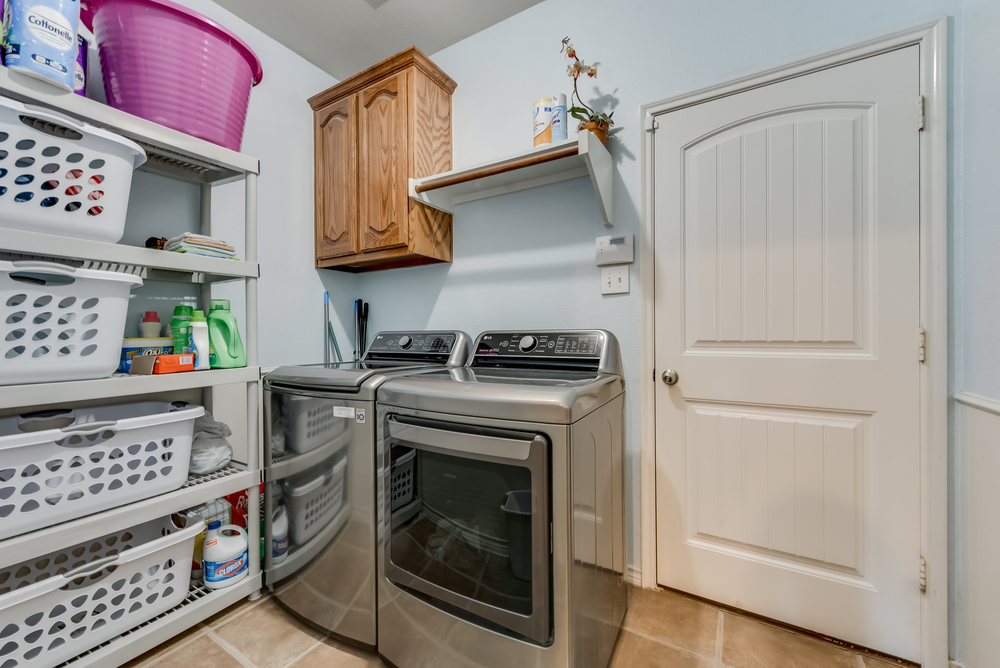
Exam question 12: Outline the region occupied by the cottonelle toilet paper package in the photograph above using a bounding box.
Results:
[2,0,80,91]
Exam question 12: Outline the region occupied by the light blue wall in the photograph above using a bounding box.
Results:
[123,0,356,368]
[117,0,1000,661]
[348,0,1000,662]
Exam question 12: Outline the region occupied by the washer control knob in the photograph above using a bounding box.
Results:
[519,335,538,352]
[399,335,413,349]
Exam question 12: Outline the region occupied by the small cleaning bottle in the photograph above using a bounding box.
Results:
[202,520,249,590]
[189,309,210,371]
[139,311,161,338]
[272,505,289,564]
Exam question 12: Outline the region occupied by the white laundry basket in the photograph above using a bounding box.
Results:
[1,260,142,385]
[0,401,204,540]
[0,96,146,242]
[0,514,201,668]
[280,394,349,454]
[283,457,347,546]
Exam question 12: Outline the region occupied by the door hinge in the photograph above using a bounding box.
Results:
[919,556,927,593]
[917,95,926,131]
[917,327,927,362]
[645,116,659,133]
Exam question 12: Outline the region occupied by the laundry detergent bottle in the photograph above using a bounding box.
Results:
[189,309,210,371]
[202,520,249,589]
[207,299,246,368]
[271,505,289,565]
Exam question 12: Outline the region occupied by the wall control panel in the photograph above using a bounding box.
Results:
[595,234,634,266]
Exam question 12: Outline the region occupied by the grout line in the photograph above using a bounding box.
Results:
[716,610,725,667]
[275,637,326,668]
[620,627,717,664]
[203,628,263,668]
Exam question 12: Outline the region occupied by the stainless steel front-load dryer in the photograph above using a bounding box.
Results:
[376,330,628,668]
[262,331,471,649]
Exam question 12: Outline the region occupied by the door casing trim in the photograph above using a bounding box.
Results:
[638,17,948,667]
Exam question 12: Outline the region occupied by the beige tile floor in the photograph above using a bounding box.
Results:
[124,587,914,668]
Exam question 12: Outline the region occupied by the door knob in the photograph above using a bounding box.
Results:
[661,369,679,386]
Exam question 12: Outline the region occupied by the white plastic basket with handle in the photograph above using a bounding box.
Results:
[283,457,347,546]
[0,514,202,668]
[280,394,349,454]
[0,401,204,539]
[1,260,142,385]
[0,96,146,242]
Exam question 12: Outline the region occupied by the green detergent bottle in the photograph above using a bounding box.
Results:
[208,299,246,368]
[170,305,193,354]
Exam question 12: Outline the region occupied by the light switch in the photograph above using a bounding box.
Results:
[601,265,629,295]
[596,234,634,266]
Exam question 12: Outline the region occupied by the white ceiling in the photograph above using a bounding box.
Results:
[214,0,544,81]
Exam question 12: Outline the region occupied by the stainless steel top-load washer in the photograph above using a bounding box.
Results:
[262,331,472,649]
[376,330,628,668]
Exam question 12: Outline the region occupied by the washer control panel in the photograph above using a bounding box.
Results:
[368,332,457,354]
[475,331,604,358]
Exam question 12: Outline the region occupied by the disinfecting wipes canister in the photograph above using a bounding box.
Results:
[2,0,80,91]
[533,97,553,146]
[551,93,567,142]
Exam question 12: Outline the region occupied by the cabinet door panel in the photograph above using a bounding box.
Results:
[359,73,408,252]
[315,96,358,260]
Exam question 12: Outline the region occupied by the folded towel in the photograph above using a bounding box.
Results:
[169,246,241,261]
[166,232,235,252]
[165,240,237,255]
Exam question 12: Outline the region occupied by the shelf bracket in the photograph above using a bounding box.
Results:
[579,131,614,227]
[409,177,456,214]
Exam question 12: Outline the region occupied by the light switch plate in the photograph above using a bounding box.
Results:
[601,265,629,294]
[596,234,634,266]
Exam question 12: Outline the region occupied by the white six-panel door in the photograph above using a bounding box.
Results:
[653,46,921,661]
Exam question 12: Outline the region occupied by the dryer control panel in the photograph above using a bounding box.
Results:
[474,331,604,359]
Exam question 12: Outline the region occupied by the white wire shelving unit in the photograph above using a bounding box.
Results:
[0,67,264,668]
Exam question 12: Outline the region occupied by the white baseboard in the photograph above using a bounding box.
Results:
[950,661,965,668]
[627,566,642,587]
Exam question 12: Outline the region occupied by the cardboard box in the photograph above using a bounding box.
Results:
[128,354,194,375]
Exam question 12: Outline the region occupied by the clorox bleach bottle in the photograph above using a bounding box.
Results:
[202,520,249,589]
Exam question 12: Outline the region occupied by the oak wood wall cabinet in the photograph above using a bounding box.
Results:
[309,47,456,272]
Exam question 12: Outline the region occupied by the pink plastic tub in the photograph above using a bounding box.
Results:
[84,0,263,151]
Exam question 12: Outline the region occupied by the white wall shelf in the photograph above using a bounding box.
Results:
[0,67,258,183]
[409,132,614,227]
[61,577,262,668]
[1,228,258,284]
[0,367,261,410]
[0,465,257,569]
